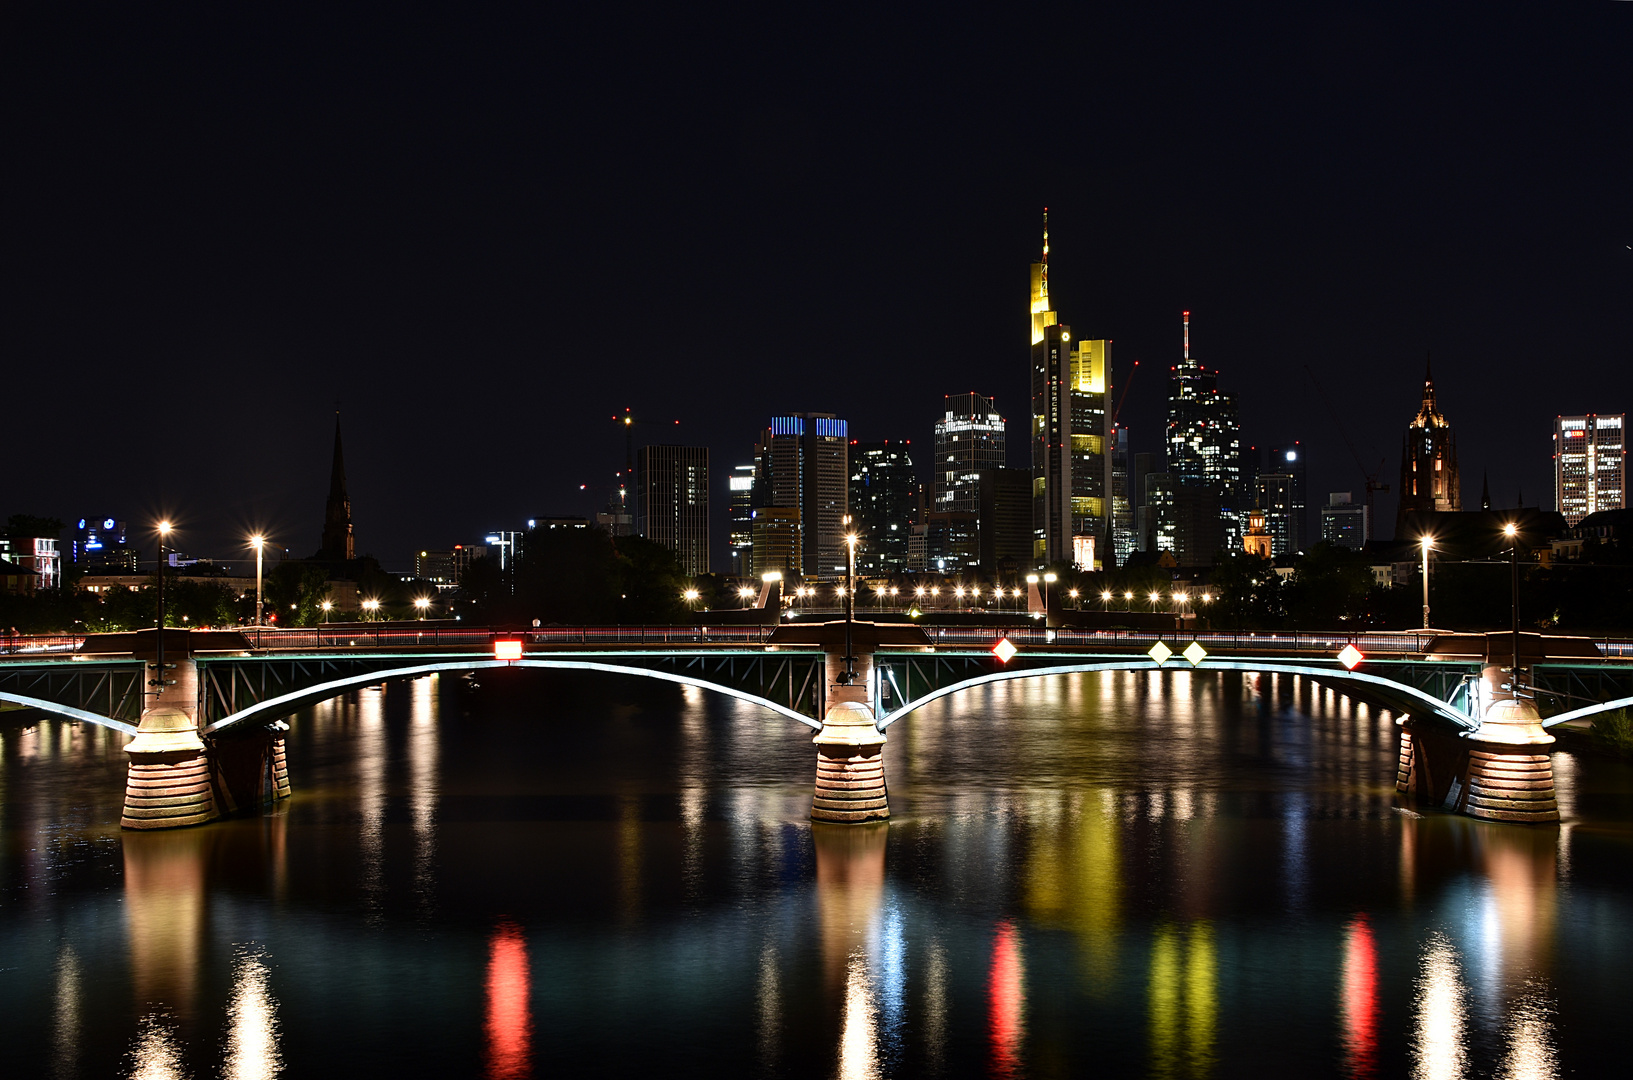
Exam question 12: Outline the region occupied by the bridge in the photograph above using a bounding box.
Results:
[3,623,1630,830]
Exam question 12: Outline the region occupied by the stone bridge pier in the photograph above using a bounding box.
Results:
[1397,632,1559,823]
[115,629,291,830]
[768,621,930,824]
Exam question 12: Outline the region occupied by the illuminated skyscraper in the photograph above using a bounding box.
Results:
[1028,210,1112,568]
[1396,359,1460,533]
[1161,312,1242,562]
[636,444,710,576]
[1554,414,1625,525]
[728,464,755,577]
[754,414,849,577]
[934,393,1005,512]
[850,440,916,574]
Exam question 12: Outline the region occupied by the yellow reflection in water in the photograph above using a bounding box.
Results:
[124,829,208,1017]
[224,947,282,1080]
[126,1013,186,1080]
[1413,934,1467,1080]
[1024,792,1122,986]
[408,675,439,915]
[838,951,880,1080]
[1148,921,1216,1078]
[1499,987,1557,1080]
[53,943,81,1079]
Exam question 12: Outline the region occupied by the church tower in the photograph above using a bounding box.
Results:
[322,414,356,561]
[1396,358,1460,533]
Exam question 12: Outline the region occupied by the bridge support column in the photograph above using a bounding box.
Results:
[811,649,888,824]
[121,705,219,830]
[210,722,293,814]
[1398,664,1558,824]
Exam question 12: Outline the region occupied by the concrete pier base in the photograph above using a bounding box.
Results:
[1398,661,1558,824]
[121,707,218,830]
[812,701,889,823]
[211,724,294,815]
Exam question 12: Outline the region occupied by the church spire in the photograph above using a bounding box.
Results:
[322,412,355,562]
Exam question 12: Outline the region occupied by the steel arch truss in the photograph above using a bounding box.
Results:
[197,651,830,733]
[0,661,145,733]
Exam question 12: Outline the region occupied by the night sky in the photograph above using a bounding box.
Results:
[6,4,1630,573]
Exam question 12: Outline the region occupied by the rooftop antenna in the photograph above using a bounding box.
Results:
[1039,207,1049,304]
[1183,310,1190,361]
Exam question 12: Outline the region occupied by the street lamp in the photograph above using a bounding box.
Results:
[250,534,265,627]
[320,600,333,624]
[1420,535,1435,630]
[737,586,755,606]
[154,520,173,700]
[362,598,381,621]
[414,597,431,620]
[840,531,859,685]
[1504,522,1522,692]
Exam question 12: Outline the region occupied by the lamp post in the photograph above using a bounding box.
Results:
[1420,535,1434,630]
[320,600,333,625]
[249,535,265,628]
[840,531,859,685]
[154,521,172,701]
[1044,571,1057,624]
[1504,522,1521,692]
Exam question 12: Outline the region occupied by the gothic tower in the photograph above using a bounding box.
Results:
[322,414,355,561]
[1396,357,1460,533]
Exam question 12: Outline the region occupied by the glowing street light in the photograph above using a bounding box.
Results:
[737,586,755,606]
[414,596,431,620]
[362,598,381,621]
[320,599,333,625]
[1420,535,1435,630]
[249,534,266,627]
[154,520,174,698]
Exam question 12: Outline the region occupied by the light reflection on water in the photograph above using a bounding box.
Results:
[0,667,1628,1077]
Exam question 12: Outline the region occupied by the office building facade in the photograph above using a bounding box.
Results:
[728,464,755,577]
[636,444,710,577]
[1554,414,1626,525]
[934,393,1006,513]
[1163,310,1245,556]
[850,440,916,575]
[1320,492,1368,551]
[753,414,849,577]
[976,467,1034,573]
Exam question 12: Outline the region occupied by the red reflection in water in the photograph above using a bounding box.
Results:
[988,920,1025,1079]
[485,921,532,1079]
[1341,914,1379,1078]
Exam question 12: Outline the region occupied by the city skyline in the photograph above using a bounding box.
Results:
[3,6,1628,571]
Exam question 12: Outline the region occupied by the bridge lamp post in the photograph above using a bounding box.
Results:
[154,520,173,700]
[249,535,265,627]
[362,598,380,621]
[1504,522,1522,691]
[1148,590,1163,613]
[1044,572,1057,621]
[320,600,333,625]
[840,531,859,685]
[1123,590,1134,612]
[1420,535,1434,630]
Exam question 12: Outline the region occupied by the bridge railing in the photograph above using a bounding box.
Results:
[0,634,86,656]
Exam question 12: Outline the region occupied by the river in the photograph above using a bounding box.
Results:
[2,667,1630,1077]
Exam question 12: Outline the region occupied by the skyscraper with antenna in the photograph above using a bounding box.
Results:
[1028,209,1113,569]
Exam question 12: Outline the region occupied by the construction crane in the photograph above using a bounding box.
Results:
[1111,360,1140,428]
[1304,366,1388,543]
[610,408,682,504]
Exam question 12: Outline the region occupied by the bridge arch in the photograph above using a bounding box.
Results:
[0,690,139,735]
[877,659,1478,734]
[203,658,822,735]
[1540,695,1633,728]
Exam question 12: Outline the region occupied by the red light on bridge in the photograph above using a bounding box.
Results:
[1338,644,1363,670]
[992,637,1018,663]
[494,639,524,661]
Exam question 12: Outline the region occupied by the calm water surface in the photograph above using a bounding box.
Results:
[2,668,1631,1078]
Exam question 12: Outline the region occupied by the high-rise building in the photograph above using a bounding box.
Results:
[1554,414,1626,525]
[976,468,1033,573]
[1256,443,1308,555]
[750,506,800,578]
[1109,425,1135,567]
[728,464,755,577]
[1396,359,1460,533]
[321,414,356,562]
[1145,473,1221,567]
[1068,335,1112,561]
[850,441,916,575]
[754,414,849,577]
[1320,492,1368,551]
[636,445,710,576]
[1027,212,1111,568]
[934,393,1006,513]
[908,512,980,573]
[1164,311,1244,553]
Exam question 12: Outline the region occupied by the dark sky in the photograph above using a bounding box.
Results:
[5,3,1630,572]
